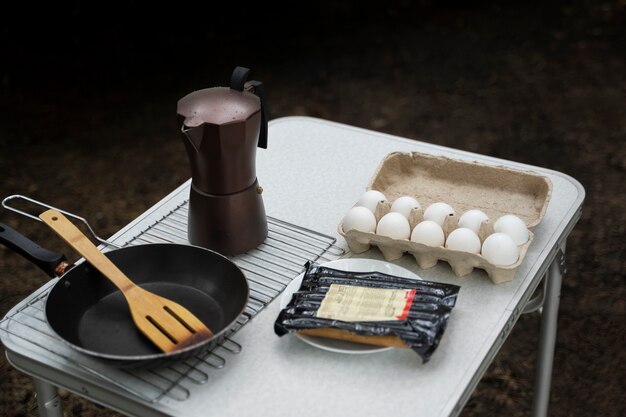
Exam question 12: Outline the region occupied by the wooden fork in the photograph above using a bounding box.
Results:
[40,209,213,353]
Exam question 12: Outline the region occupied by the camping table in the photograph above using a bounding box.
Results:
[0,117,584,417]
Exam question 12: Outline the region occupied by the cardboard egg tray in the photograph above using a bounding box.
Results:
[338,151,552,284]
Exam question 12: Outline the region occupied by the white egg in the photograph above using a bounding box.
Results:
[410,220,445,247]
[356,190,387,213]
[423,202,455,227]
[494,214,529,245]
[481,233,520,266]
[342,206,377,233]
[458,209,490,233]
[376,212,411,240]
[390,196,421,219]
[445,227,481,254]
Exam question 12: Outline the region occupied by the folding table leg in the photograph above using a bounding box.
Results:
[531,245,566,417]
[33,378,64,417]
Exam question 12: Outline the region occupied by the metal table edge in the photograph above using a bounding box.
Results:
[4,349,174,417]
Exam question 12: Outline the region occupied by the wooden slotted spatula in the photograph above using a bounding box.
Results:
[40,209,213,353]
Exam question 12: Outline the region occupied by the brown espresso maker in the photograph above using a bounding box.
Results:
[177,67,269,255]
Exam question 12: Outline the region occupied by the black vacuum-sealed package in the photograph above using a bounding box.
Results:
[275,262,461,362]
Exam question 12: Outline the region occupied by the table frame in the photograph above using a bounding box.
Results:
[2,117,583,417]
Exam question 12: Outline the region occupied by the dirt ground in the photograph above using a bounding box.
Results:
[1,1,624,416]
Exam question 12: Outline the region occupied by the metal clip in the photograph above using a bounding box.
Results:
[1,195,121,249]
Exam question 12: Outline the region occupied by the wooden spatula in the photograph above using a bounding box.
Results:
[40,209,213,353]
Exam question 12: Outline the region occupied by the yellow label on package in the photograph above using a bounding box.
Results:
[316,284,416,322]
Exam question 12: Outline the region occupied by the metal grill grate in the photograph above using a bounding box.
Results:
[0,200,344,403]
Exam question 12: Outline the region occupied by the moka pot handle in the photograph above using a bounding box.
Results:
[230,66,269,149]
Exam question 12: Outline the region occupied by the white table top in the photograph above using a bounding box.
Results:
[1,117,584,417]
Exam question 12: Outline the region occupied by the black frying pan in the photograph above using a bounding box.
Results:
[0,223,249,368]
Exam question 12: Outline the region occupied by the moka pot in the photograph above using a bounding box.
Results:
[177,67,269,255]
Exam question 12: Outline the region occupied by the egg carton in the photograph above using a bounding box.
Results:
[338,151,552,284]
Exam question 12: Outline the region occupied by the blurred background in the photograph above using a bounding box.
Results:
[1,1,624,416]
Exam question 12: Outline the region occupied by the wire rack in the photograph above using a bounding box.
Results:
[0,200,344,404]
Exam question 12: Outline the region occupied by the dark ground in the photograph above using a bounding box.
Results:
[1,1,625,416]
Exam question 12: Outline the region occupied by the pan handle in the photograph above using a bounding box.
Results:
[0,222,69,277]
[2,195,120,249]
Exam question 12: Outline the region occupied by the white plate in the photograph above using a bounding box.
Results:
[279,258,421,354]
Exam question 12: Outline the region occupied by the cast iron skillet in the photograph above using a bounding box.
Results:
[0,223,249,368]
